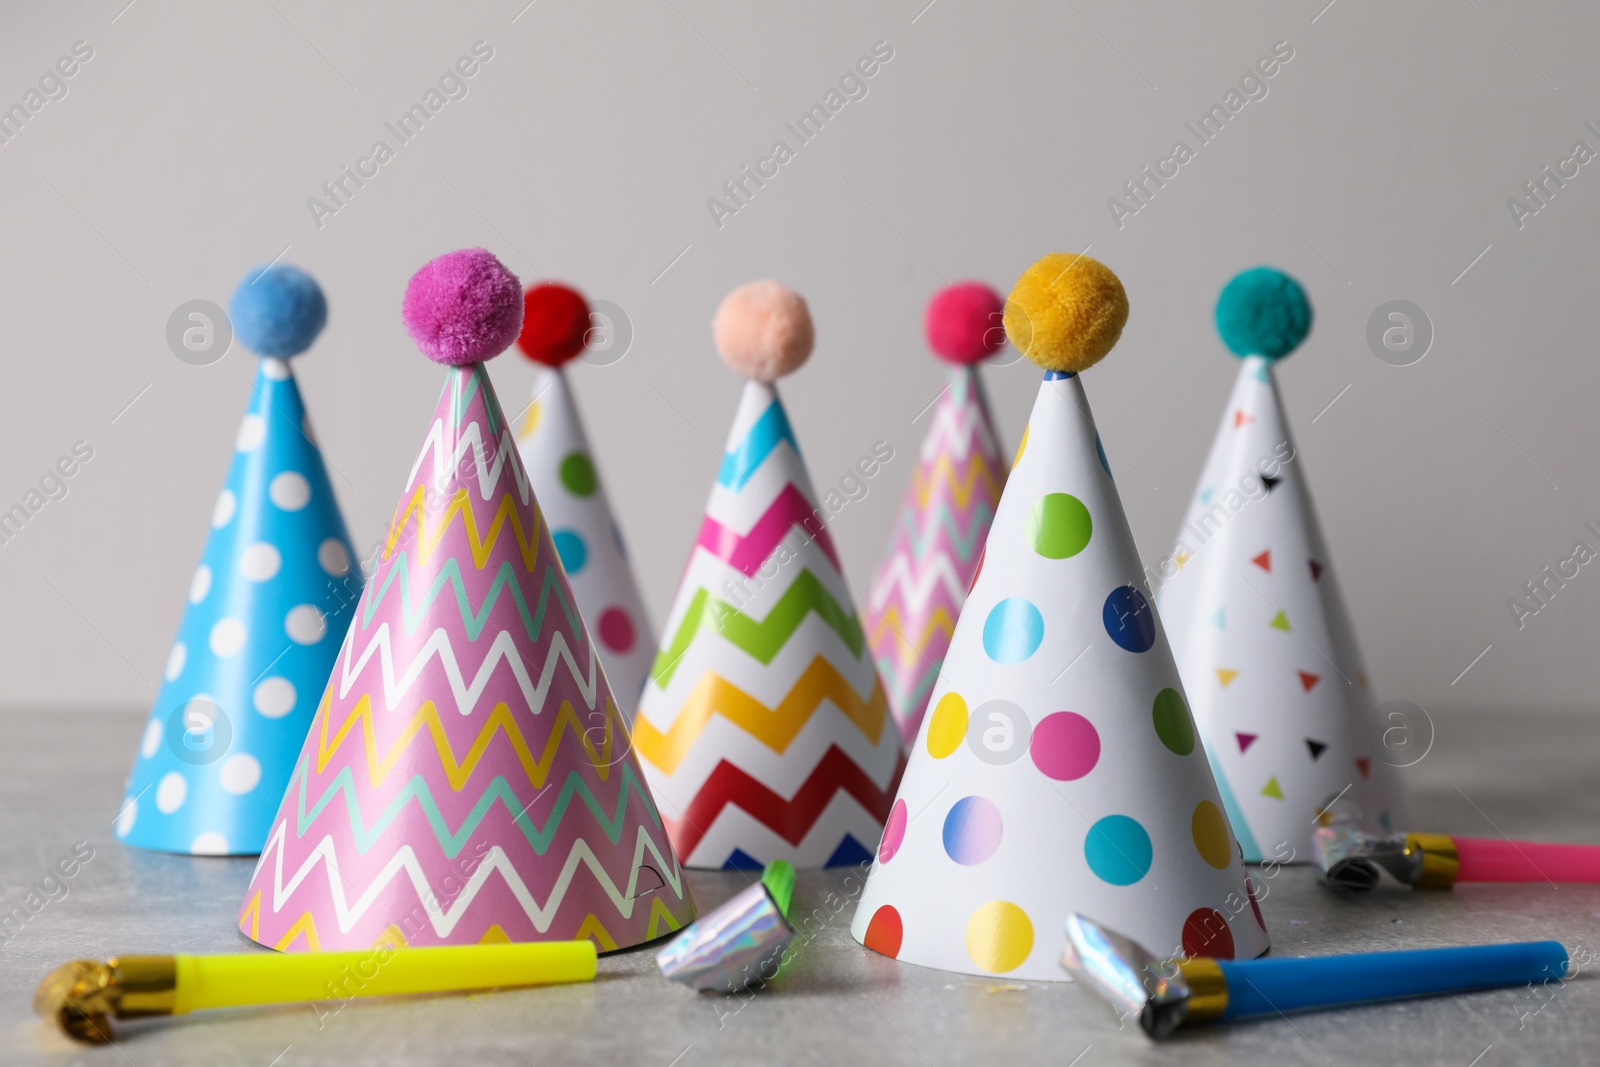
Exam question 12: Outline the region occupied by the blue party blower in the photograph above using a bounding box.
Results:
[1062,914,1568,1040]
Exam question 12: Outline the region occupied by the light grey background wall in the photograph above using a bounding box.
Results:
[2,1,1597,716]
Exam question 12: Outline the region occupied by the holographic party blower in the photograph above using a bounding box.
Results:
[1061,914,1567,1041]
[657,861,797,992]
[1313,823,1600,893]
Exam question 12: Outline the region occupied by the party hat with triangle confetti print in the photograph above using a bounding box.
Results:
[866,283,1008,745]
[852,254,1270,982]
[117,264,360,857]
[1157,266,1411,862]
[239,250,694,952]
[511,283,654,709]
[634,281,905,870]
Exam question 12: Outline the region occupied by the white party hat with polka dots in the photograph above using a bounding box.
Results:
[510,283,654,709]
[851,255,1270,981]
[116,265,361,856]
[1157,267,1411,863]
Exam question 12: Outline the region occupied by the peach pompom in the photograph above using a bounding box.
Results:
[712,281,814,381]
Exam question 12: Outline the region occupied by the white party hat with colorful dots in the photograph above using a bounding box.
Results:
[116,265,361,856]
[852,255,1270,981]
[511,283,654,707]
[1157,267,1411,862]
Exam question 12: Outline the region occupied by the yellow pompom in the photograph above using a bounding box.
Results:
[1003,254,1129,373]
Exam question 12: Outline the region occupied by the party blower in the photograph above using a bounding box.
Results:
[657,861,797,991]
[1313,822,1600,893]
[1061,914,1567,1040]
[36,942,596,1044]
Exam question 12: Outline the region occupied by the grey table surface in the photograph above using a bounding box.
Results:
[2,708,1597,1067]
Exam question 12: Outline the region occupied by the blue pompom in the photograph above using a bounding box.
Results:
[229,264,327,357]
[1214,267,1312,360]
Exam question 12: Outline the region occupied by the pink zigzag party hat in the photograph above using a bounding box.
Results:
[240,249,694,952]
[865,283,1008,743]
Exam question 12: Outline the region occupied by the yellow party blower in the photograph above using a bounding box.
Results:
[36,941,596,1043]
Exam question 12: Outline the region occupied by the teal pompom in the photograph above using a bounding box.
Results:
[1214,267,1311,360]
[229,264,327,358]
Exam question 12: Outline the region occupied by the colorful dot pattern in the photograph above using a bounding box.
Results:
[514,368,655,706]
[117,359,360,856]
[857,372,1265,979]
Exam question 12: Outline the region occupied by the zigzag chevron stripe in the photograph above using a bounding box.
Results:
[873,656,941,716]
[338,624,600,716]
[384,487,542,570]
[695,483,841,577]
[315,691,623,789]
[866,605,957,667]
[866,555,968,615]
[651,570,865,688]
[250,821,684,937]
[359,554,582,641]
[909,453,1004,510]
[717,399,797,491]
[445,366,496,433]
[634,656,887,774]
[918,400,993,461]
[890,503,995,561]
[293,762,660,857]
[405,414,530,504]
[668,746,906,860]
[236,896,669,952]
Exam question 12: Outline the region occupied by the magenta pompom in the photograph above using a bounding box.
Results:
[925,281,1005,364]
[402,248,524,365]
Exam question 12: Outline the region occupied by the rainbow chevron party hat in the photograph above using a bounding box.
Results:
[634,281,904,870]
[240,250,694,951]
[1157,267,1411,861]
[117,264,360,856]
[511,284,654,709]
[865,283,1008,743]
[852,254,1270,981]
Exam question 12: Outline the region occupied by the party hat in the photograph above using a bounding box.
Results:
[851,254,1270,981]
[116,265,360,856]
[634,281,905,870]
[865,283,1008,744]
[510,284,654,709]
[239,249,694,952]
[1157,267,1411,862]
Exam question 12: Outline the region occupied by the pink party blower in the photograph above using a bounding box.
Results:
[1314,824,1600,892]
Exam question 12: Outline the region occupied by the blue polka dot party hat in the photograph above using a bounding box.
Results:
[509,284,655,709]
[851,254,1270,981]
[1156,267,1412,863]
[115,264,361,856]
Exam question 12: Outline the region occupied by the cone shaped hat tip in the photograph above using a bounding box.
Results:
[230,263,327,358]
[1003,254,1128,373]
[713,280,813,381]
[926,282,1005,364]
[1215,266,1312,361]
[517,283,591,367]
[403,248,523,365]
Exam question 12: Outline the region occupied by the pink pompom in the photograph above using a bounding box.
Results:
[712,280,813,382]
[402,248,524,365]
[925,281,1005,364]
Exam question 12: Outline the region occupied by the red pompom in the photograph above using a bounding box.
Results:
[925,281,1005,364]
[517,283,592,367]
